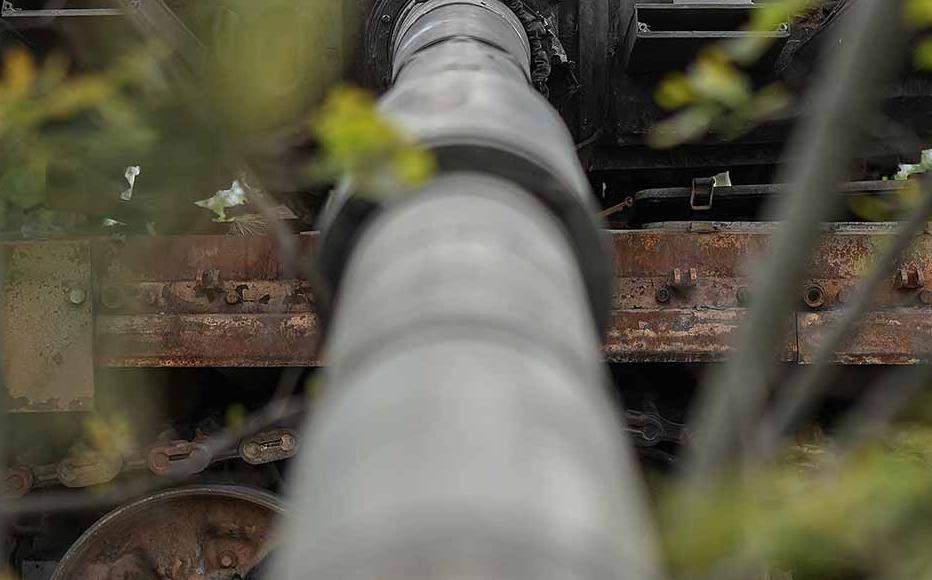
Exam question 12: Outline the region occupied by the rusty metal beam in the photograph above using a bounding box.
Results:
[2,242,94,413]
[90,225,932,367]
[3,225,929,390]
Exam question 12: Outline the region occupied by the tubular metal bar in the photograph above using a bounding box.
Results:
[318,0,611,332]
[277,175,658,580]
[281,1,657,578]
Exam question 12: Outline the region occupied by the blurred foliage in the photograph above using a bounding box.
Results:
[225,403,248,431]
[0,47,158,231]
[309,86,436,200]
[848,179,922,223]
[908,0,932,69]
[0,0,432,234]
[893,148,932,181]
[650,46,792,149]
[651,0,932,149]
[848,150,930,221]
[186,0,346,139]
[648,0,815,149]
[661,422,932,580]
[82,414,135,463]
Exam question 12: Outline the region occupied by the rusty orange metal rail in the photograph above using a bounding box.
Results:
[94,225,931,367]
[3,224,930,411]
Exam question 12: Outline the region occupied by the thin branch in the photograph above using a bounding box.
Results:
[756,176,932,455]
[835,364,932,450]
[684,0,908,482]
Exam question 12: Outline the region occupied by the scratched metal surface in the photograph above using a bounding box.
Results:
[2,242,94,412]
[3,226,926,370]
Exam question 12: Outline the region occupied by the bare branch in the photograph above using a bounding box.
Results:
[685,0,908,481]
[835,364,932,450]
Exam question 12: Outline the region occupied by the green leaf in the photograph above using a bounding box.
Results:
[194,180,248,222]
[0,155,47,209]
[915,36,932,70]
[648,106,718,149]
[310,86,436,198]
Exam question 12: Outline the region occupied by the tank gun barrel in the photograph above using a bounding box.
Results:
[276,2,659,579]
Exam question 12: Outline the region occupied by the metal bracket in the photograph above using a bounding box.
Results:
[690,171,731,211]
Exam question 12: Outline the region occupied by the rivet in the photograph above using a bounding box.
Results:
[803,285,825,309]
[68,288,87,305]
[148,452,170,474]
[58,464,76,483]
[219,551,237,569]
[243,442,260,460]
[920,290,932,305]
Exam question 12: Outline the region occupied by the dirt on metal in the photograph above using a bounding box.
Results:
[52,486,280,580]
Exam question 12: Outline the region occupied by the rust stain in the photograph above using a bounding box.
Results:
[605,309,796,363]
[55,488,279,580]
[1,241,95,412]
[96,313,322,367]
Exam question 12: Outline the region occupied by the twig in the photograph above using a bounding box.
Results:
[684,0,907,482]
[835,364,932,451]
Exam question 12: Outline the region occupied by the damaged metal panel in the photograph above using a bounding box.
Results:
[1,226,924,371]
[610,223,931,364]
[608,227,793,362]
[90,235,315,282]
[92,235,319,367]
[605,309,795,363]
[799,310,932,365]
[1,242,94,412]
[96,312,321,367]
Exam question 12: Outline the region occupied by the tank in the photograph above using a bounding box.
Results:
[0,0,929,577]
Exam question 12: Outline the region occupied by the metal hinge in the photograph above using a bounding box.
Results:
[690,171,732,211]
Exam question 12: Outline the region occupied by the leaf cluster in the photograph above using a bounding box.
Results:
[661,425,932,580]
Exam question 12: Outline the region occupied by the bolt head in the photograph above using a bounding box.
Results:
[224,291,242,305]
[655,287,672,304]
[640,422,661,443]
[219,551,237,568]
[736,286,751,306]
[380,13,391,23]
[803,285,825,309]
[920,290,932,305]
[243,442,260,460]
[68,288,87,305]
[280,433,296,452]
[149,452,170,474]
[5,471,27,495]
[58,464,76,483]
